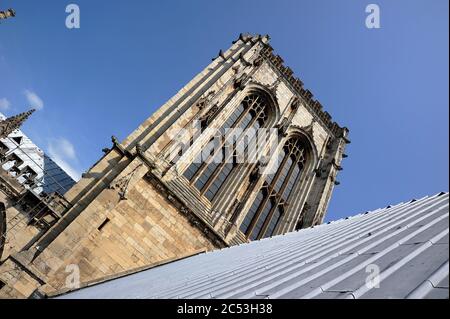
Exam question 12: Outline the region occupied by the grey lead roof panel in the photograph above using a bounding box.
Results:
[57,192,449,299]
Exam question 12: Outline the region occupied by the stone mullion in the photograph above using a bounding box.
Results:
[214,132,270,222]
[266,147,292,195]
[200,105,265,197]
[258,152,298,238]
[235,107,266,164]
[219,118,267,209]
[244,188,269,237]
[190,96,259,186]
[159,55,255,165]
[250,198,277,240]
[171,87,245,176]
[189,107,245,185]
[244,123,271,179]
[245,149,290,237]
[212,102,279,214]
[230,131,282,230]
[258,150,298,238]
[244,184,272,236]
[184,46,269,203]
[171,43,266,177]
[276,150,316,234]
[238,110,267,166]
[160,88,237,167]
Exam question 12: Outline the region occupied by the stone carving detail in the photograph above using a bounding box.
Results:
[233,73,251,91]
[290,97,300,111]
[249,162,262,183]
[195,91,216,111]
[314,163,325,179]
[111,135,132,158]
[276,117,290,137]
[268,77,281,97]
[252,62,278,88]
[232,65,241,74]
[253,55,264,67]
[325,137,335,152]
[212,49,226,61]
[232,33,251,44]
[110,163,144,200]
[195,89,219,127]
[135,143,156,171]
[234,52,252,67]
[302,202,311,213]
[180,206,189,215]
[229,199,241,218]
[199,103,220,127]
[295,202,310,230]
[300,119,316,142]
[135,142,143,155]
[331,158,343,171]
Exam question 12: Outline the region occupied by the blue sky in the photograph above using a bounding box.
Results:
[0,0,448,221]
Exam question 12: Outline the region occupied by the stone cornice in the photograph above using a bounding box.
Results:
[248,38,349,139]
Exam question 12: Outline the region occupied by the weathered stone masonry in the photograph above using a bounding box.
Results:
[0,34,349,298]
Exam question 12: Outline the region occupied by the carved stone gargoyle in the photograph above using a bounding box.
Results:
[199,103,220,128]
[276,117,290,137]
[234,73,250,91]
[249,162,262,183]
[290,97,300,111]
[253,55,264,67]
[195,90,215,111]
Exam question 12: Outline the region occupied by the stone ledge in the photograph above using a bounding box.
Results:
[39,248,207,298]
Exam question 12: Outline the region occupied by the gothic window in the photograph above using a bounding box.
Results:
[240,137,308,240]
[183,92,270,201]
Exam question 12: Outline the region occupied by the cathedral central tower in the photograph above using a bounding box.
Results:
[0,34,349,298]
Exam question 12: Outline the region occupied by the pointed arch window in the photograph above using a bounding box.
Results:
[183,92,271,201]
[240,137,308,240]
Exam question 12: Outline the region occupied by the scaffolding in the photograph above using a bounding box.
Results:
[0,111,74,258]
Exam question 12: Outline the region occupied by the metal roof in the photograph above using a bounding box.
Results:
[57,192,449,299]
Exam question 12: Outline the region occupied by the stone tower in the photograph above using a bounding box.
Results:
[0,34,349,298]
